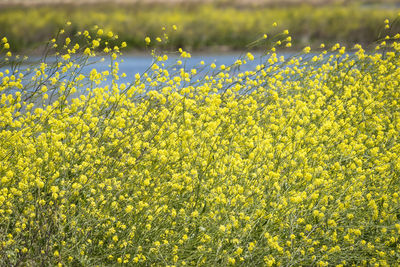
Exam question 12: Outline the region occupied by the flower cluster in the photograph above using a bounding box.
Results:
[0,23,400,266]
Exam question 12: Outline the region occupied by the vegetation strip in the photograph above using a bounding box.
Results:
[0,4,399,52]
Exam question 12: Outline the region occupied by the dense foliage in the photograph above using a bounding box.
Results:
[0,4,400,51]
[1,22,400,266]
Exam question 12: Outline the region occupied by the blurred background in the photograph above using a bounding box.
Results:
[0,0,399,53]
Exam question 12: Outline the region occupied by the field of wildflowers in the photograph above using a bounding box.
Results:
[1,19,400,266]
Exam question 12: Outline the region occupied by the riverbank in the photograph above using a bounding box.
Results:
[1,3,399,52]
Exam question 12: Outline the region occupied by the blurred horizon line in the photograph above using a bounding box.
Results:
[0,0,399,7]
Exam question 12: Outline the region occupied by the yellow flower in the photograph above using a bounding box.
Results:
[92,39,100,48]
[84,47,91,55]
[62,54,70,61]
[247,52,255,61]
[303,46,311,53]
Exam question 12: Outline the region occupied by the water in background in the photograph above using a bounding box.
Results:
[1,51,302,94]
[89,52,264,85]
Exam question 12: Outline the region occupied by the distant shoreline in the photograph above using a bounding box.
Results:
[1,3,399,53]
[0,0,399,7]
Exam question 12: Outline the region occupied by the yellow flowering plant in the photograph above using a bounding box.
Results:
[0,21,400,266]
